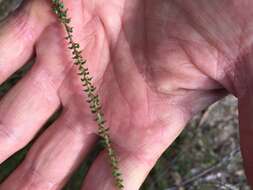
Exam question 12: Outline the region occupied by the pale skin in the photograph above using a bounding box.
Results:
[0,0,252,189]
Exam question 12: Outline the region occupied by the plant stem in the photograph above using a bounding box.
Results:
[51,0,124,189]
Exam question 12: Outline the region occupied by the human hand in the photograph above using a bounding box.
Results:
[0,0,252,189]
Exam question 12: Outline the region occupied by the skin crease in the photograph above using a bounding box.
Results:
[0,0,253,189]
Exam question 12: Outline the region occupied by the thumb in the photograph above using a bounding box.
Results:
[239,91,253,188]
[237,52,253,188]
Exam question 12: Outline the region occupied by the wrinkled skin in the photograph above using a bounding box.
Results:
[0,0,252,189]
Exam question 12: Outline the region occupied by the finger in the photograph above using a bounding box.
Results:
[0,110,97,190]
[0,0,53,84]
[0,25,70,163]
[0,59,61,162]
[238,93,253,187]
[236,54,253,187]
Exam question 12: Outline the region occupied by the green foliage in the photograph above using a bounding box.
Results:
[51,1,124,189]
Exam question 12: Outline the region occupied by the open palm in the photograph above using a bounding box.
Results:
[0,0,253,189]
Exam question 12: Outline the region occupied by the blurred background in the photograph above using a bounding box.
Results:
[0,1,250,189]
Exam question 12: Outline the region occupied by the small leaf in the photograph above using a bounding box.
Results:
[80,60,87,65]
[74,43,80,48]
[52,8,59,15]
[52,0,59,4]
[59,2,64,9]
[65,35,72,40]
[66,26,73,33]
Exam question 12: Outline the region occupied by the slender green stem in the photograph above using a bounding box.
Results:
[51,0,124,189]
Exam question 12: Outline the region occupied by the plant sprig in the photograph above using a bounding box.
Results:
[51,0,124,189]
